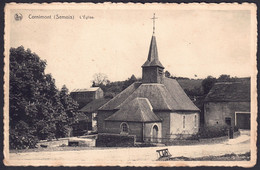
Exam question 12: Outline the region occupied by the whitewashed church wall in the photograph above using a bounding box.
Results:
[144,122,162,143]
[169,112,199,139]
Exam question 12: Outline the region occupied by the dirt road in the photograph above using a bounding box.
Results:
[8,132,250,164]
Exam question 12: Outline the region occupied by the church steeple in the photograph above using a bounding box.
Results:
[142,14,164,84]
[142,36,164,68]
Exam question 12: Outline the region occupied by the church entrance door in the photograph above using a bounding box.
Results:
[152,125,158,143]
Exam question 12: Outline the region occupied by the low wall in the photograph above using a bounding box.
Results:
[96,133,136,147]
[165,131,240,146]
[68,137,96,147]
[37,139,68,148]
[37,135,98,148]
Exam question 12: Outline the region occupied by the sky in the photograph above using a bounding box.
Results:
[9,4,255,91]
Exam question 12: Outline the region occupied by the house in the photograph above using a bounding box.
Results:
[71,112,91,136]
[70,87,104,109]
[97,33,200,143]
[204,80,250,129]
[79,98,110,132]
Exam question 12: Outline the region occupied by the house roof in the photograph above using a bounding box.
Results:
[142,36,164,68]
[79,98,110,113]
[75,112,91,122]
[99,78,199,112]
[105,97,161,122]
[205,82,250,102]
[71,87,100,93]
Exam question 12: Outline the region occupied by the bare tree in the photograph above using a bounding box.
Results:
[92,73,109,87]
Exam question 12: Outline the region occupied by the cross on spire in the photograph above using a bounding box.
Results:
[151,13,158,35]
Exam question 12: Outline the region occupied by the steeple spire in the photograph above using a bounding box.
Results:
[142,36,164,68]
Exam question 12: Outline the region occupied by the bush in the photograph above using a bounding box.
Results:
[198,126,228,139]
[9,121,38,149]
[96,133,135,147]
[234,126,239,132]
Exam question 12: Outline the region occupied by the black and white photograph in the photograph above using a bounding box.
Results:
[3,3,257,167]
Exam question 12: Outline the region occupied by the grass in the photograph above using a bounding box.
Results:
[9,146,114,153]
[165,152,250,161]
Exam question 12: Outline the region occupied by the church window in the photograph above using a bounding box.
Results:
[121,122,129,134]
[195,115,197,127]
[183,115,185,129]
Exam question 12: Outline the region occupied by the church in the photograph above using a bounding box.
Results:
[97,15,200,143]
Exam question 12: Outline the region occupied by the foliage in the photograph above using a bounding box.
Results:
[95,74,140,99]
[201,76,217,94]
[9,46,79,149]
[218,74,231,82]
[165,70,171,78]
[9,121,38,149]
[96,133,135,147]
[57,85,79,138]
[198,126,229,139]
[92,73,109,87]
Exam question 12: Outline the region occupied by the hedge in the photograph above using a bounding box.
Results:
[96,133,135,147]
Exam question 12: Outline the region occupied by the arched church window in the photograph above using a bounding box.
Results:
[195,115,197,127]
[121,122,129,133]
[183,115,186,129]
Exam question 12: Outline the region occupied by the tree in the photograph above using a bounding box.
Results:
[10,46,57,142]
[57,85,80,138]
[202,76,217,94]
[92,73,109,87]
[122,74,137,90]
[218,74,231,82]
[9,46,78,149]
[165,70,171,78]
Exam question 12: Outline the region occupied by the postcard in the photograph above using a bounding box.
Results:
[3,2,257,167]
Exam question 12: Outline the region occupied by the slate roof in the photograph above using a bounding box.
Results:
[142,36,164,68]
[99,78,199,112]
[105,98,161,122]
[99,82,142,110]
[75,112,91,122]
[163,78,200,111]
[79,98,110,113]
[205,82,250,102]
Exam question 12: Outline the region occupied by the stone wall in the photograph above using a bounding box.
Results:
[144,122,162,142]
[155,111,170,142]
[104,121,143,142]
[169,112,199,139]
[97,110,115,133]
[95,88,104,99]
[204,102,250,128]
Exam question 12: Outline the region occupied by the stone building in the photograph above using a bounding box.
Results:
[97,33,200,143]
[204,80,250,129]
[70,87,104,109]
[79,98,110,132]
